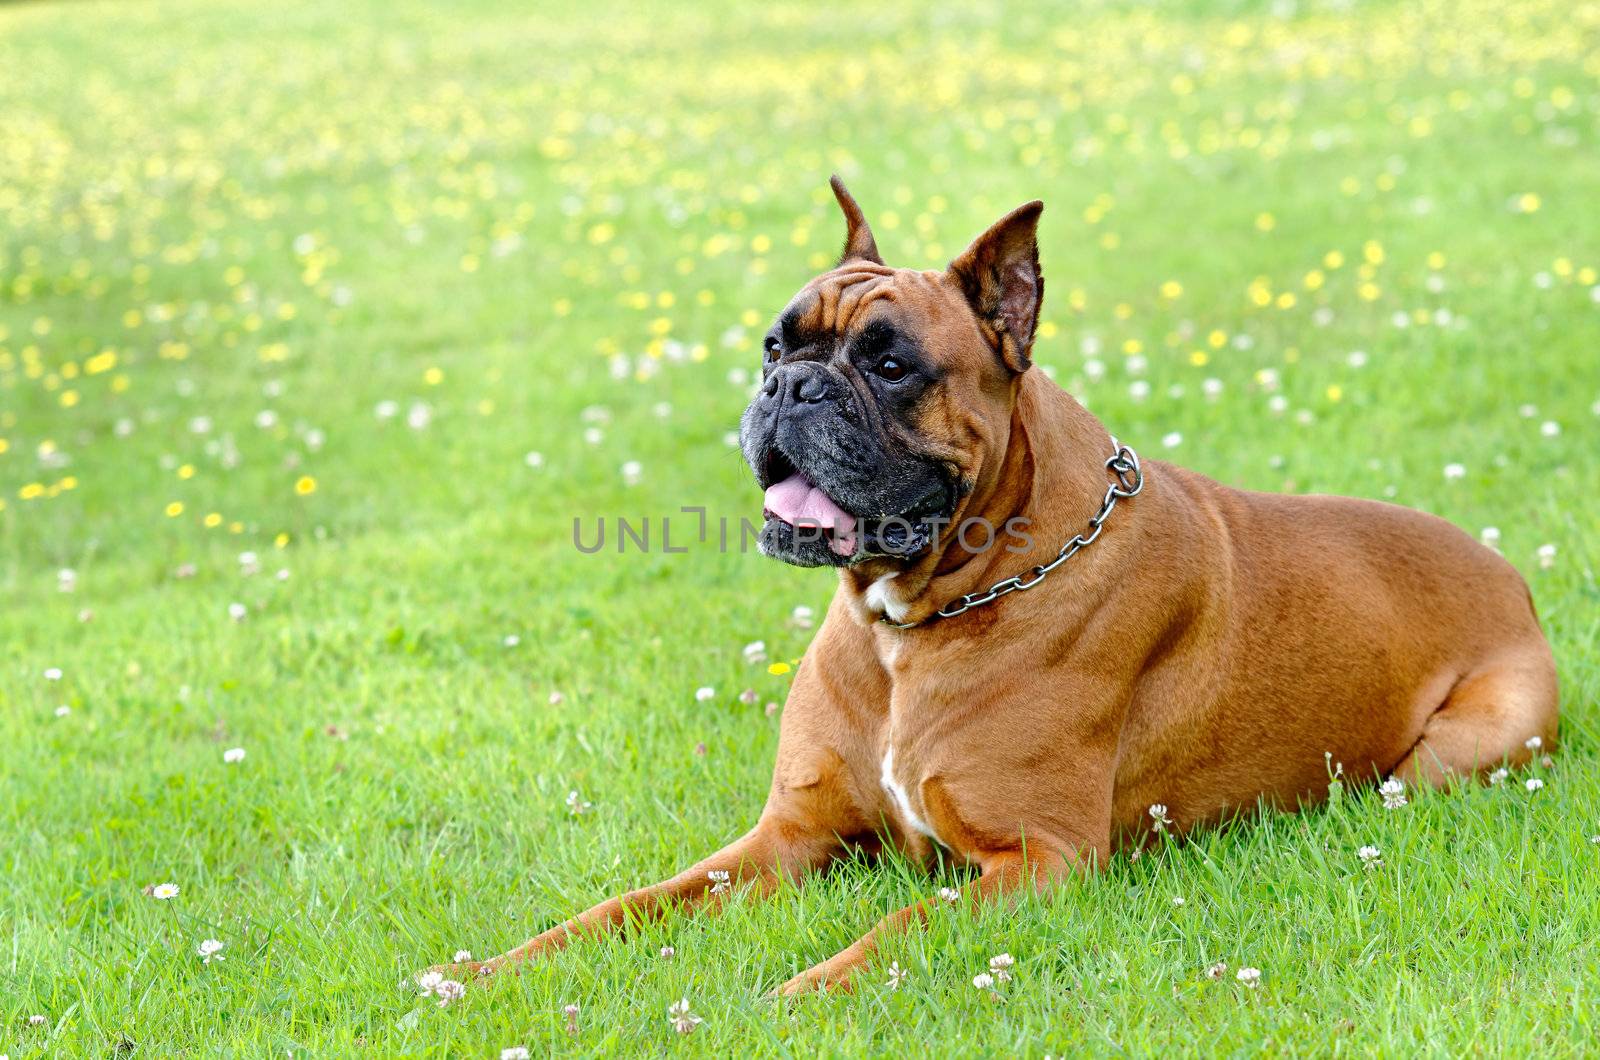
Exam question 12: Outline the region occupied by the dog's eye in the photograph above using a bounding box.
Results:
[876,357,908,382]
[763,336,780,361]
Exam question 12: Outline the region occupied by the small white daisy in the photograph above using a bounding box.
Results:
[667,998,702,1035]
[886,960,908,991]
[150,883,180,900]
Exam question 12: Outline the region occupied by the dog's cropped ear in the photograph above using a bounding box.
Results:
[947,201,1045,373]
[829,175,883,266]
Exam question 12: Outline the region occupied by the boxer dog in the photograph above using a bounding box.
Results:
[441,178,1558,995]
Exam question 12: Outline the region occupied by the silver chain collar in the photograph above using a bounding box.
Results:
[884,437,1144,629]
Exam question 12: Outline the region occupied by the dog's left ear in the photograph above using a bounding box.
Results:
[947,201,1045,373]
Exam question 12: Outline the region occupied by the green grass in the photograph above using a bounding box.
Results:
[2,0,1599,1053]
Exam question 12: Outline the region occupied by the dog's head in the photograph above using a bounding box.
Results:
[739,177,1045,567]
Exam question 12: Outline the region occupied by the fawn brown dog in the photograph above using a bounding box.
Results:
[442,178,1558,994]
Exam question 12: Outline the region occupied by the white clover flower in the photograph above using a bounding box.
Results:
[742,640,768,665]
[416,971,445,996]
[223,747,246,764]
[938,886,962,904]
[707,870,731,895]
[58,568,77,593]
[694,686,716,702]
[565,790,591,817]
[1540,420,1561,437]
[198,938,225,963]
[659,945,675,959]
[1536,544,1556,569]
[886,960,908,990]
[1162,431,1183,449]
[1358,845,1382,867]
[1237,966,1262,987]
[228,602,248,622]
[1479,527,1501,548]
[988,953,1015,983]
[44,667,63,681]
[667,998,702,1034]
[1525,735,1543,750]
[1379,776,1408,809]
[501,1048,531,1060]
[1172,896,1186,906]
[1148,803,1172,831]
[1526,778,1545,792]
[1443,463,1466,481]
[453,949,472,963]
[433,979,466,1006]
[972,972,995,990]
[1205,960,1228,980]
[790,605,815,629]
[620,460,643,486]
[55,706,71,718]
[523,450,543,468]
[1489,768,1509,785]
[503,634,520,647]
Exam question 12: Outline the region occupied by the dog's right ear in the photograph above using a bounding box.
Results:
[829,175,884,266]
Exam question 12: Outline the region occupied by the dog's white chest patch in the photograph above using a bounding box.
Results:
[880,747,941,844]
[864,573,909,624]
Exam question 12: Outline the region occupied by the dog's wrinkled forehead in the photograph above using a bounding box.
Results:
[777,264,952,353]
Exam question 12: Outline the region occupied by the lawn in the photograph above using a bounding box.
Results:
[2,0,1598,1054]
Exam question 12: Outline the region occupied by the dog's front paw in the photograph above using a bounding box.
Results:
[774,961,855,997]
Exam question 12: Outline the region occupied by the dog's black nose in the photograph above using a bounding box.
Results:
[761,364,833,405]
[793,370,829,404]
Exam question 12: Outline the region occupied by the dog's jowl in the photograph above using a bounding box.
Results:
[441,177,1558,994]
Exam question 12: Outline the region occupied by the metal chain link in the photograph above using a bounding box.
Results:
[885,437,1143,629]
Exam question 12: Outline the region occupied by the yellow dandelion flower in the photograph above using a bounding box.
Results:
[767,662,792,676]
[178,464,195,480]
[1517,192,1540,213]
[275,532,290,549]
[553,298,572,316]
[1160,280,1183,300]
[1326,385,1343,402]
[165,501,184,517]
[1426,252,1446,270]
[423,367,443,385]
[1189,350,1209,367]
[1324,250,1345,269]
[1254,212,1276,232]
[20,482,45,500]
[204,512,222,528]
[295,476,317,496]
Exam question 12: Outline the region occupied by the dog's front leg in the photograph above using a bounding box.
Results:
[774,842,1096,996]
[434,817,842,980]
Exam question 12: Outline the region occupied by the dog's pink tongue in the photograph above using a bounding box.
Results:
[763,472,857,556]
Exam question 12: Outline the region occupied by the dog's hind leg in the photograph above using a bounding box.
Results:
[1391,641,1559,787]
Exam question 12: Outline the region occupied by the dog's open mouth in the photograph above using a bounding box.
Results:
[763,465,859,557]
[759,449,953,561]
